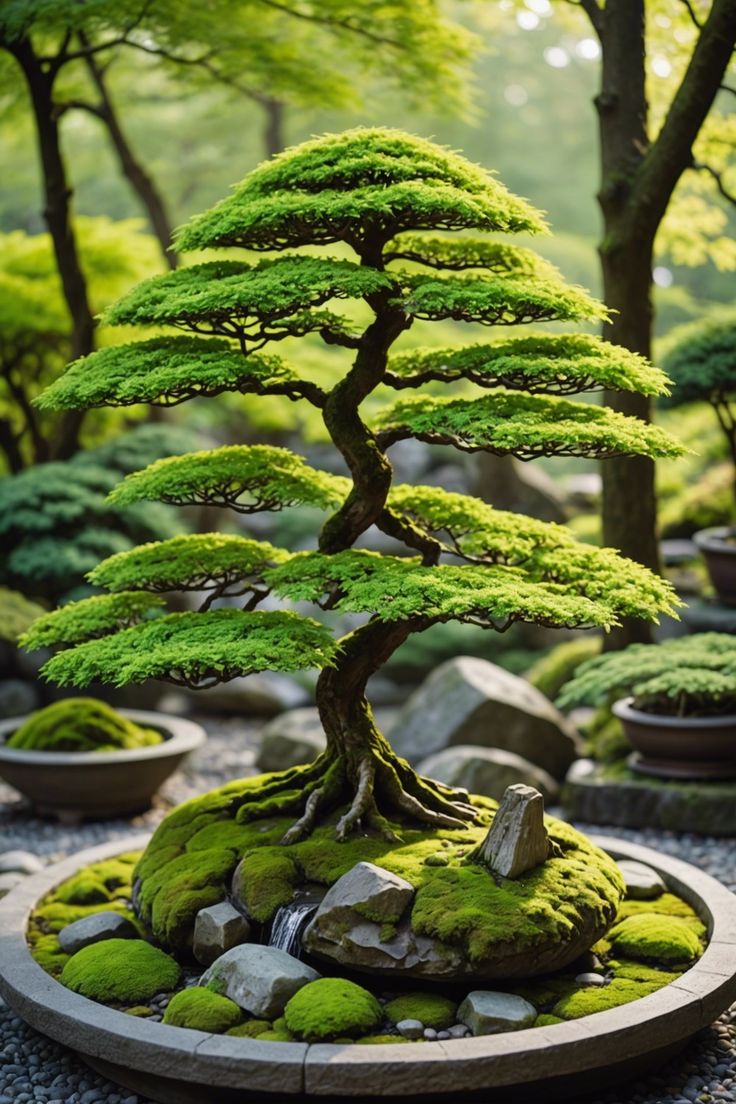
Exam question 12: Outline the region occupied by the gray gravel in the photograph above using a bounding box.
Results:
[1,717,735,1103]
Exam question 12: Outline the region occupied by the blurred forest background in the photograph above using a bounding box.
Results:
[1,0,735,689]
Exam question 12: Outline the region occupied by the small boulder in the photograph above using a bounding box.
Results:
[0,678,40,720]
[575,972,606,987]
[387,656,580,779]
[617,860,665,901]
[0,872,23,898]
[396,1019,424,1040]
[311,861,414,926]
[471,784,552,879]
[417,746,558,804]
[457,991,537,1035]
[0,850,43,876]
[201,944,320,1019]
[58,911,138,954]
[193,901,252,966]
[255,707,326,772]
[186,671,308,718]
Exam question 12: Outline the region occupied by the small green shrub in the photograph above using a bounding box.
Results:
[8,697,162,752]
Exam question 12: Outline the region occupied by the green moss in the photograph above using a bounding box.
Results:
[608,914,702,964]
[8,698,162,752]
[284,978,382,1042]
[258,1030,295,1042]
[226,1019,272,1038]
[28,934,70,978]
[60,939,181,1003]
[551,976,667,1020]
[231,848,299,923]
[124,1005,153,1017]
[525,637,601,701]
[534,1013,564,1027]
[357,1035,412,1045]
[607,960,678,985]
[138,847,237,950]
[585,707,631,764]
[384,992,457,1030]
[614,892,706,935]
[162,987,244,1033]
[54,855,138,906]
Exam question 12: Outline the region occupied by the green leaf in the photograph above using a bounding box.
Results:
[40,609,337,689]
[374,392,684,460]
[176,128,545,251]
[387,335,670,397]
[89,534,291,594]
[35,337,300,411]
[21,592,166,652]
[400,272,607,326]
[108,445,351,513]
[266,550,616,630]
[103,257,393,329]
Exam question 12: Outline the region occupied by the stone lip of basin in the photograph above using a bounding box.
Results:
[1,835,736,1104]
[0,711,206,818]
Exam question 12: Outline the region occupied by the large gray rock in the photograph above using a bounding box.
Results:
[457,990,537,1035]
[417,746,558,804]
[388,656,581,779]
[255,708,326,772]
[58,911,138,954]
[471,784,553,879]
[201,944,319,1018]
[312,862,414,926]
[0,850,43,876]
[193,901,251,966]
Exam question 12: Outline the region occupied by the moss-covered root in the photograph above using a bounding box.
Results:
[284,978,382,1042]
[230,741,477,847]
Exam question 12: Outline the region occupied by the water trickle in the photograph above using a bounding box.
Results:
[268,902,317,959]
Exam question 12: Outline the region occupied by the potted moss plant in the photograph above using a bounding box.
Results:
[661,315,736,604]
[557,632,736,779]
[0,696,205,818]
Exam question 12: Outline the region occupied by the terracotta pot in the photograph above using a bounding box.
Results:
[612,697,736,781]
[0,709,206,820]
[693,526,736,606]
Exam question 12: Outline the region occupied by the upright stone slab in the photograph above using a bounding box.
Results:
[387,656,581,779]
[472,784,552,878]
[193,901,252,966]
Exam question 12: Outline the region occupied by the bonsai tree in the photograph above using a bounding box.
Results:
[661,315,736,500]
[25,128,682,844]
[558,633,736,719]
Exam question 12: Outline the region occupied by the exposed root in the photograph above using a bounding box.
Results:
[336,758,375,840]
[281,787,325,845]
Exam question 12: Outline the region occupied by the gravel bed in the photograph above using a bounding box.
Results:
[1,716,735,1104]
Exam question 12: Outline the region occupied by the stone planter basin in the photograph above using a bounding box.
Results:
[613,696,736,781]
[1,834,735,1103]
[694,526,736,607]
[0,710,206,819]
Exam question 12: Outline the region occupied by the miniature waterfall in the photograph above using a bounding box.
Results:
[268,902,318,958]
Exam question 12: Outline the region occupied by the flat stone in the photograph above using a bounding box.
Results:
[575,972,606,987]
[0,850,43,876]
[193,901,251,966]
[255,707,326,772]
[472,784,552,879]
[58,912,138,954]
[201,944,319,1019]
[0,872,23,898]
[396,1019,424,1040]
[388,656,581,779]
[423,1027,437,1040]
[457,991,537,1036]
[417,745,558,804]
[310,861,414,925]
[617,860,666,900]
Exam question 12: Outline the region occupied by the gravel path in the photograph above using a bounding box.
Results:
[1,715,734,1104]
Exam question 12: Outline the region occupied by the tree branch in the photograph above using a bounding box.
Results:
[563,0,603,38]
[692,160,736,206]
[679,0,703,29]
[257,0,405,49]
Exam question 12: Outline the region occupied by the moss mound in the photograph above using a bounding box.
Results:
[608,914,703,964]
[226,1019,272,1038]
[163,987,243,1033]
[8,698,162,752]
[384,992,457,1030]
[134,777,624,962]
[357,1034,411,1044]
[284,978,382,1042]
[60,938,181,1003]
[551,974,670,1019]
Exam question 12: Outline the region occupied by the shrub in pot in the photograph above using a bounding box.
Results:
[661,315,736,604]
[557,632,736,780]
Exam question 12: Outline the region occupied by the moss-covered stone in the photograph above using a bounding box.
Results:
[124,1005,153,1017]
[357,1034,412,1044]
[135,782,624,961]
[8,698,162,752]
[226,1019,272,1038]
[162,987,243,1032]
[258,1030,294,1042]
[284,978,382,1042]
[608,914,702,964]
[384,992,457,1030]
[534,1013,564,1026]
[60,938,181,1003]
